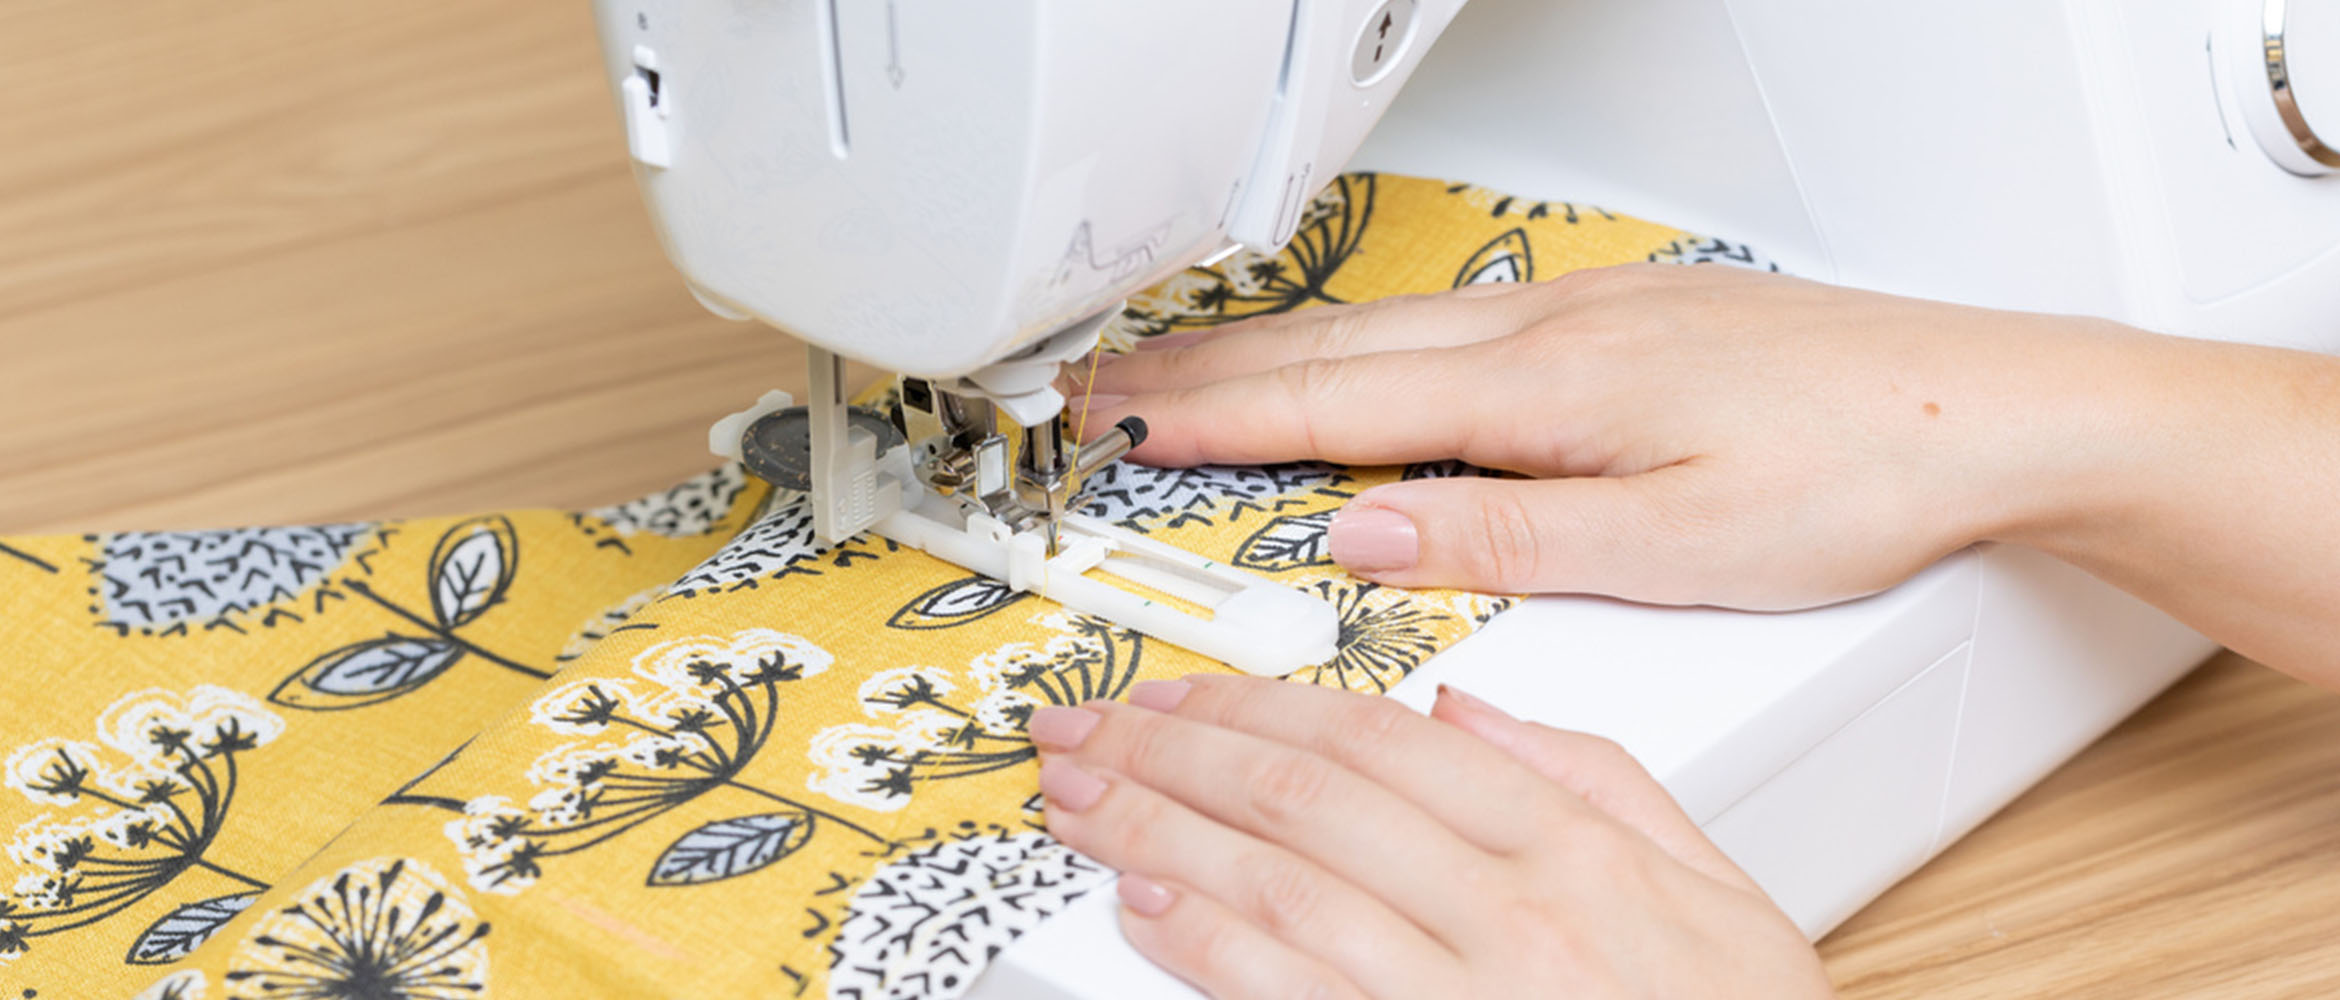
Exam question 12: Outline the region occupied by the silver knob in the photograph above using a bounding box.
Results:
[2223,0,2339,175]
[2265,0,2339,169]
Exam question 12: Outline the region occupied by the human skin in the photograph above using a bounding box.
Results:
[1077,263,2340,681]
[1029,679,1836,1000]
[1041,263,2340,996]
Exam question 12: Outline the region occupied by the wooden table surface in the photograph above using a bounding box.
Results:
[6,3,2337,996]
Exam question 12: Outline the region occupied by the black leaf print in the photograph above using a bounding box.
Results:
[1116,173,1376,340]
[648,812,815,886]
[1647,235,1782,273]
[1454,227,1533,286]
[1401,459,1500,481]
[668,497,825,597]
[87,522,375,634]
[125,892,257,964]
[427,515,517,630]
[1233,510,1334,571]
[270,634,464,711]
[1079,462,1345,531]
[824,828,1110,1000]
[886,576,1029,630]
[1,540,58,573]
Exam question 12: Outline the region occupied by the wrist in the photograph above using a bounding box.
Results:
[1938,315,2173,558]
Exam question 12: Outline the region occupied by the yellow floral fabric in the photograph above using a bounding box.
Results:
[0,173,1770,999]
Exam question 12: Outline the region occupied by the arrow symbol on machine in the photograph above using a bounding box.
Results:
[885,0,905,88]
[1373,10,1393,63]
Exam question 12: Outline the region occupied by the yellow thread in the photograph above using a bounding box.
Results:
[1068,345,1108,497]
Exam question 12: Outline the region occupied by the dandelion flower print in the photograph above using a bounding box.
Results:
[223,858,488,1000]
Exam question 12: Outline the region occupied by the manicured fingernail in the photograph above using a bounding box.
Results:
[1128,680,1192,712]
[1329,505,1420,573]
[1028,706,1102,751]
[1039,757,1109,811]
[1118,874,1178,917]
[1066,352,1118,386]
[1135,329,1211,351]
[1437,683,1513,720]
[1077,393,1129,412]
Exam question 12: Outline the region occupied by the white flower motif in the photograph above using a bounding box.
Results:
[528,679,645,736]
[615,730,709,771]
[805,709,964,812]
[525,785,591,829]
[523,742,623,790]
[6,813,90,871]
[3,738,107,806]
[972,688,1040,737]
[446,796,535,895]
[12,870,70,909]
[857,666,957,716]
[968,633,1095,694]
[630,628,834,692]
[806,724,918,813]
[95,758,185,802]
[96,685,283,763]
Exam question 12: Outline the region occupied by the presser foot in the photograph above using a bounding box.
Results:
[876,500,1340,678]
[712,378,1340,677]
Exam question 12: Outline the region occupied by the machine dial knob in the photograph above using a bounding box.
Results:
[2220,0,2339,175]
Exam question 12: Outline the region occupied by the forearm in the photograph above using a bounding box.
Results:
[1992,327,2340,682]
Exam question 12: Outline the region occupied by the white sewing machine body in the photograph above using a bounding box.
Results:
[590,0,2339,994]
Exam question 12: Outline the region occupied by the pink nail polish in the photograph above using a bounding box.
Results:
[1028,706,1101,751]
[1077,393,1129,413]
[1039,757,1109,811]
[1117,874,1178,917]
[1127,680,1192,713]
[1134,329,1212,351]
[1329,505,1420,573]
[1436,683,1513,720]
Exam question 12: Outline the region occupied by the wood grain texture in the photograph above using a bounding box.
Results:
[1822,651,2340,998]
[5,3,2337,996]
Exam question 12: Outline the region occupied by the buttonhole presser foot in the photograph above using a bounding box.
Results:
[710,337,1339,677]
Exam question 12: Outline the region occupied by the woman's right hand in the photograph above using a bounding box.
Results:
[1079,263,2129,611]
[1077,262,2340,679]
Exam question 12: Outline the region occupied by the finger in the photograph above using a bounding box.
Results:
[1110,873,1374,1000]
[1429,685,1760,893]
[1094,342,1534,468]
[1029,702,1495,931]
[1039,758,1454,997]
[1089,286,1544,396]
[1124,674,1578,856]
[1325,466,1726,600]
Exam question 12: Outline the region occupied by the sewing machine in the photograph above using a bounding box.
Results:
[591,0,2338,994]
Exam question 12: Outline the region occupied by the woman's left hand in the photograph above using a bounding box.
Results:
[1028,675,1834,999]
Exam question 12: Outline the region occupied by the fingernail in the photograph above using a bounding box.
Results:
[1077,393,1129,412]
[1117,874,1178,917]
[1128,680,1192,712]
[1065,352,1118,386]
[1437,683,1513,721]
[1028,706,1102,751]
[1039,757,1109,811]
[1135,329,1211,351]
[1329,505,1420,573]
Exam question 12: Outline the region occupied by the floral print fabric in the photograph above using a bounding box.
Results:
[0,172,1769,999]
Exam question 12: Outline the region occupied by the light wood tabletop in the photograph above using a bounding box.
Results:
[6,3,2337,996]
